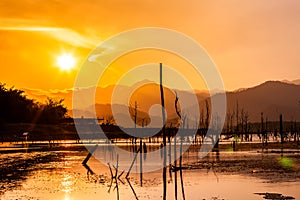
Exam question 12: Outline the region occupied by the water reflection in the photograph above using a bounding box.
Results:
[82,142,189,200]
[80,142,299,200]
[64,194,70,200]
[0,142,299,200]
[83,160,139,200]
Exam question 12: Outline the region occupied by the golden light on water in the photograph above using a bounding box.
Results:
[61,174,74,193]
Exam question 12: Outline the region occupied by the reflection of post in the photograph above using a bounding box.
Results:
[126,147,140,178]
[216,149,220,162]
[116,156,120,200]
[233,138,237,151]
[83,163,94,181]
[23,132,29,149]
[216,139,220,162]
[116,181,120,200]
[82,164,95,176]
[108,155,120,200]
[160,63,167,200]
[126,177,139,200]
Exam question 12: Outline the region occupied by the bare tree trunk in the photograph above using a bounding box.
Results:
[205,100,209,130]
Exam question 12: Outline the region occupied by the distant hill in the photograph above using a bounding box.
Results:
[282,79,300,85]
[225,81,300,121]
[22,80,300,123]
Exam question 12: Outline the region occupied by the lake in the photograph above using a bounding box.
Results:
[0,142,299,200]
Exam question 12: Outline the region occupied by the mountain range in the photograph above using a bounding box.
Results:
[22,79,300,124]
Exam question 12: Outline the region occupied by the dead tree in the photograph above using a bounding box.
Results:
[236,100,239,134]
[205,99,210,130]
[129,101,138,128]
[240,108,244,141]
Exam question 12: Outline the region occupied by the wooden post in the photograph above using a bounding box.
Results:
[280,114,283,144]
[280,114,284,156]
[174,135,178,200]
[261,112,264,147]
[160,63,167,200]
[82,144,98,165]
[140,139,143,186]
[169,128,172,181]
[180,136,185,200]
[265,117,268,146]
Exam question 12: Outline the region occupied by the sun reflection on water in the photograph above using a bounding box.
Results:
[61,174,74,193]
[64,195,70,200]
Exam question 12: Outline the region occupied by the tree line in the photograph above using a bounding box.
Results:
[0,83,68,124]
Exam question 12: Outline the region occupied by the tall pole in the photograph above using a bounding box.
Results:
[236,100,239,133]
[280,114,284,156]
[140,139,143,186]
[265,117,268,146]
[280,114,283,144]
[160,63,167,200]
[261,112,264,146]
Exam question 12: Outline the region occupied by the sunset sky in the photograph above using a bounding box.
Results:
[1,0,300,92]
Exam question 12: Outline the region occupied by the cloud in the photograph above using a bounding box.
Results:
[0,18,99,48]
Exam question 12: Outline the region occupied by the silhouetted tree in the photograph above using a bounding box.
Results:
[104,115,115,125]
[38,98,68,124]
[0,83,36,123]
[0,83,67,124]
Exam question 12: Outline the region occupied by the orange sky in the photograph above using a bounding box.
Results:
[0,0,300,91]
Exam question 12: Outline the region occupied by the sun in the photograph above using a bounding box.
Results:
[56,53,76,71]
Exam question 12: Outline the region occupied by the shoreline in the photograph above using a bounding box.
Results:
[0,139,299,153]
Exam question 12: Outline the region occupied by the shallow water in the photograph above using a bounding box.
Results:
[0,144,299,200]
